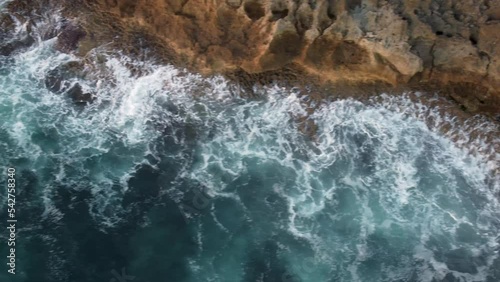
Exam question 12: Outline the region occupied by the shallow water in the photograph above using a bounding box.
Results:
[0,10,499,282]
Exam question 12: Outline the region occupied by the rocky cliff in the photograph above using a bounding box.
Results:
[3,0,500,117]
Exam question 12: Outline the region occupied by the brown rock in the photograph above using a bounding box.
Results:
[433,38,488,76]
[243,0,266,21]
[55,22,87,53]
[17,0,498,117]
[260,19,302,70]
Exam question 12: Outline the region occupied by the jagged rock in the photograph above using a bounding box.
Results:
[18,0,500,116]
[45,61,85,92]
[0,14,35,56]
[260,19,302,70]
[66,83,95,105]
[55,22,86,53]
[0,35,35,56]
[44,61,94,104]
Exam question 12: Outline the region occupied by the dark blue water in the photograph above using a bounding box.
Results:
[0,8,499,282]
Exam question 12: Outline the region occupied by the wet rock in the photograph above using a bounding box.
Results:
[45,0,500,116]
[44,61,94,104]
[55,22,87,53]
[0,36,35,56]
[45,61,85,92]
[0,14,15,44]
[66,83,95,105]
[0,15,35,56]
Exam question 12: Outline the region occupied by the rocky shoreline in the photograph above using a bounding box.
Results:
[1,0,499,120]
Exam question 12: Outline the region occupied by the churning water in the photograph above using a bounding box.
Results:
[0,9,499,282]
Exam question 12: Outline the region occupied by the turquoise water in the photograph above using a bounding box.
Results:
[0,9,499,282]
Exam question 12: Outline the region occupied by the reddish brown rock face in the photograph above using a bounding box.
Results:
[7,0,498,117]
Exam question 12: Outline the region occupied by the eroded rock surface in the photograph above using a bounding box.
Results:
[3,0,500,116]
[76,0,499,115]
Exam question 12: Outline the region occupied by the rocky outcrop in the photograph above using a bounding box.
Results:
[73,0,499,116]
[2,0,500,117]
[55,22,87,53]
[0,11,35,56]
[45,61,96,105]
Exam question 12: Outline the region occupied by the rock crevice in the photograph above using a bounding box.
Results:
[3,0,499,116]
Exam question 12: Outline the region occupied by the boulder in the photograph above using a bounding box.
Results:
[55,22,86,53]
[44,61,94,105]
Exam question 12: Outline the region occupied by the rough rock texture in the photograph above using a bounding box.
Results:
[55,22,87,53]
[76,0,500,116]
[3,0,500,117]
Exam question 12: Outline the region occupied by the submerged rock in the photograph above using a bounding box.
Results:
[0,14,35,56]
[0,35,35,56]
[45,61,95,105]
[45,61,85,92]
[66,83,95,105]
